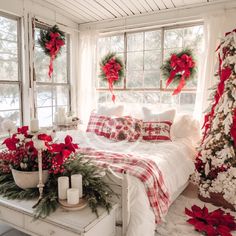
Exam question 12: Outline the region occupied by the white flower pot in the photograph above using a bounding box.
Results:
[11,168,49,189]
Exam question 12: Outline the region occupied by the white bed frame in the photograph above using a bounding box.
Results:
[105,168,189,236]
[105,168,130,236]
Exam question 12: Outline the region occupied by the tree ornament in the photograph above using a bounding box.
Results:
[38,25,65,78]
[195,28,236,211]
[99,52,124,102]
[161,48,196,95]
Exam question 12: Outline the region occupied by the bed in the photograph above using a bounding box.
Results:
[56,125,198,236]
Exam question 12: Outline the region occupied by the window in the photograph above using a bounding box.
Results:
[96,24,204,114]
[0,13,22,137]
[34,24,71,127]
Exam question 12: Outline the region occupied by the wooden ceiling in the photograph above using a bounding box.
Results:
[39,0,220,24]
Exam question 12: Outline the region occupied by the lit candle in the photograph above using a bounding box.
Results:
[67,188,79,205]
[71,174,83,198]
[58,176,69,200]
[30,119,39,132]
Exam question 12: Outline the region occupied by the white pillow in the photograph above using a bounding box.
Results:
[97,105,124,117]
[171,114,201,144]
[142,107,176,122]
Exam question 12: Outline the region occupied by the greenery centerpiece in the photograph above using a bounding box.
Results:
[0,126,113,218]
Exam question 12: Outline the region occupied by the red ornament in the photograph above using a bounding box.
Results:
[166,53,195,95]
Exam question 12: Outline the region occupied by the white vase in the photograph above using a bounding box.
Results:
[11,168,49,189]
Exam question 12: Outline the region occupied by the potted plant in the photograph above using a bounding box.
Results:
[1,126,53,189]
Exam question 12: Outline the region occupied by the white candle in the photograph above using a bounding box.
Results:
[30,119,39,132]
[57,108,66,124]
[67,188,79,205]
[71,174,83,198]
[58,176,69,200]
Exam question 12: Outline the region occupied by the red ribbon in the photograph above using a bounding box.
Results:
[231,109,236,147]
[166,53,195,95]
[202,66,232,141]
[102,58,121,102]
[45,32,65,78]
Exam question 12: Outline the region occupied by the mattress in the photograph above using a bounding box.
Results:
[56,131,196,236]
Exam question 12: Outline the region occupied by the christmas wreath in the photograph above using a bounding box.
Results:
[161,48,196,95]
[99,52,124,102]
[38,25,65,78]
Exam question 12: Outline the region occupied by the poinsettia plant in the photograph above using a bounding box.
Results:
[185,205,236,236]
[0,126,78,173]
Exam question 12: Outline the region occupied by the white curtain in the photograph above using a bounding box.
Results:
[193,10,236,122]
[77,30,98,125]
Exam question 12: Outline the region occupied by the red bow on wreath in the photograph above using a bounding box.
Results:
[45,32,65,78]
[166,53,195,95]
[102,58,121,102]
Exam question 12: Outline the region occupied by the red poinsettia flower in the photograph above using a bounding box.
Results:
[17,126,28,136]
[2,136,18,151]
[185,205,236,236]
[38,133,52,142]
[50,135,78,168]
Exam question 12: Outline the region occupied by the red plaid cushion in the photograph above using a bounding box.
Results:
[142,121,172,141]
[102,116,143,142]
[86,113,110,136]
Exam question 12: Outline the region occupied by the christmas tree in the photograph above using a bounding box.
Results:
[195,29,236,211]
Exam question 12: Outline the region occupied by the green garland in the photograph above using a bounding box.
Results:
[99,52,125,84]
[161,48,197,86]
[0,154,114,219]
[38,25,65,57]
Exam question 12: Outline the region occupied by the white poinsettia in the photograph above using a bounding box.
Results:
[16,133,25,142]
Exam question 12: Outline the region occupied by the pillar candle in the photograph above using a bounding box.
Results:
[58,176,69,200]
[30,119,39,132]
[67,188,79,205]
[71,174,83,198]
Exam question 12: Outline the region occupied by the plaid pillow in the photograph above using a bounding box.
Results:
[86,113,110,137]
[142,121,172,141]
[103,116,143,142]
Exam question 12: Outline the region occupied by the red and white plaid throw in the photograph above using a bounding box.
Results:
[78,147,170,224]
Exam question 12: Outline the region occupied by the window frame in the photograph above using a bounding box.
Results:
[33,22,72,127]
[96,21,203,93]
[0,11,23,126]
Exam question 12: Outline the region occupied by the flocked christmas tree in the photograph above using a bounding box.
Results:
[195,28,236,211]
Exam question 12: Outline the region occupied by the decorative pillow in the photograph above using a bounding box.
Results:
[142,121,172,141]
[97,105,124,117]
[86,113,109,136]
[102,116,143,142]
[142,107,176,122]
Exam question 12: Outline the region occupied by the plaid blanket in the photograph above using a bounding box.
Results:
[79,147,170,224]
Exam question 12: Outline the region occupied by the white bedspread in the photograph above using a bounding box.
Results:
[56,131,196,236]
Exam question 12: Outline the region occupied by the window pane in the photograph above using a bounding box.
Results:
[110,35,124,52]
[38,107,52,127]
[180,93,196,114]
[127,71,143,88]
[127,32,143,52]
[145,30,161,50]
[144,71,160,88]
[53,86,69,106]
[0,16,18,81]
[164,28,183,49]
[144,50,161,70]
[115,91,143,103]
[143,92,160,104]
[37,85,53,107]
[127,52,143,70]
[0,84,20,110]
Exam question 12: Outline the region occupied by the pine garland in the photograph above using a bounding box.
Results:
[0,154,114,219]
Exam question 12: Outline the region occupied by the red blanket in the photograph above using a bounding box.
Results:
[78,148,170,224]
